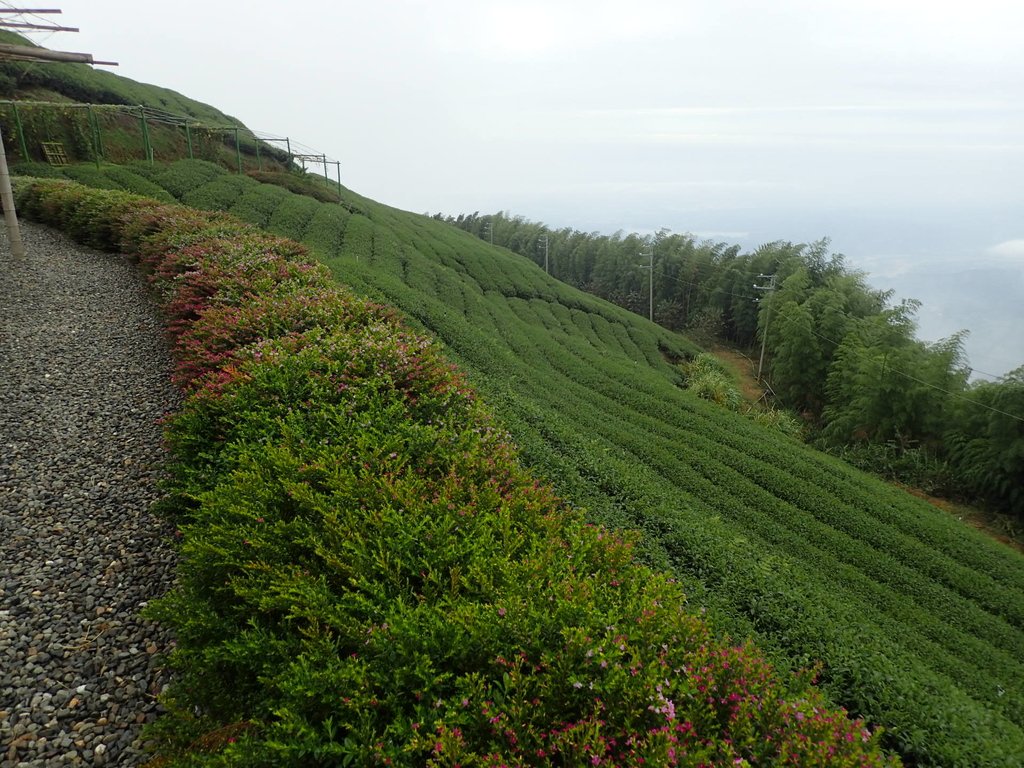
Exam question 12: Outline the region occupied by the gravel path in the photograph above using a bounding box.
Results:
[1,222,179,767]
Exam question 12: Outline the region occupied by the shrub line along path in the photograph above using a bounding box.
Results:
[0,221,178,767]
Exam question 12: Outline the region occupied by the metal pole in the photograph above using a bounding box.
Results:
[255,134,262,170]
[139,106,152,164]
[285,137,291,168]
[754,274,776,382]
[0,129,26,259]
[335,160,340,190]
[87,105,101,167]
[234,128,242,173]
[184,123,193,159]
[12,103,28,160]
[757,302,772,383]
[648,248,654,322]
[321,153,328,182]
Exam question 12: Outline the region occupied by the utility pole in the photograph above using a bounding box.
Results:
[754,273,777,382]
[482,221,492,245]
[639,247,654,322]
[538,233,549,273]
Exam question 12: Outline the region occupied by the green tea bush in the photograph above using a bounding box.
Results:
[100,165,177,203]
[247,169,341,203]
[124,160,165,181]
[13,176,897,767]
[228,184,289,229]
[61,164,126,191]
[266,195,321,243]
[156,159,227,199]
[10,161,66,179]
[182,174,251,213]
[303,203,351,259]
[173,287,341,383]
[13,177,164,250]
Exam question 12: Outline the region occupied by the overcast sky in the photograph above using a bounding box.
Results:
[42,1,1024,374]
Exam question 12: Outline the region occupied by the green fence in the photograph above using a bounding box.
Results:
[0,99,341,187]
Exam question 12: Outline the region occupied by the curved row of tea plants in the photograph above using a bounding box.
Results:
[20,161,1024,766]
[13,176,896,767]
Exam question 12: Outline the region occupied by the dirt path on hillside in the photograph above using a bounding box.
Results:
[706,345,765,403]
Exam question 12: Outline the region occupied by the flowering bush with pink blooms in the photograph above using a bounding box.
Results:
[13,177,898,767]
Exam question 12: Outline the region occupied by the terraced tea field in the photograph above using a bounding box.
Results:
[36,160,1024,765]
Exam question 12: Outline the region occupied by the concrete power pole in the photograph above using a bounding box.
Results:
[538,234,549,273]
[639,247,654,322]
[754,273,777,382]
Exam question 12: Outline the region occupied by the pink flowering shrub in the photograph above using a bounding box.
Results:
[151,239,329,340]
[171,286,392,387]
[12,177,899,767]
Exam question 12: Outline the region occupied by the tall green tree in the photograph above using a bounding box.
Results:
[822,302,968,447]
[946,368,1024,521]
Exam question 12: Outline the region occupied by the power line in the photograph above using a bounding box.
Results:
[659,270,760,304]
[967,367,1011,381]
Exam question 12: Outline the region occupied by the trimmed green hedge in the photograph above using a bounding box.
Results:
[13,176,896,767]
[247,169,342,204]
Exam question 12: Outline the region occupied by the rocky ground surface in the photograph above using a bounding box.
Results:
[1,222,179,766]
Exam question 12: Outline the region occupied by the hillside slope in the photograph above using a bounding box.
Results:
[0,32,289,170]
[32,160,1024,766]
[0,30,242,125]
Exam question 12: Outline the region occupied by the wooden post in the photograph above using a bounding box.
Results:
[0,128,26,258]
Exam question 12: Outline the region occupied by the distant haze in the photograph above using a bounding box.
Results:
[64,1,1024,375]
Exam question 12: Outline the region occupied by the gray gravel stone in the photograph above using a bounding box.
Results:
[1,222,179,767]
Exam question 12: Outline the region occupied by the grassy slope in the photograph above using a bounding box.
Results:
[0,30,242,125]
[0,32,291,170]
[46,160,1024,765]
